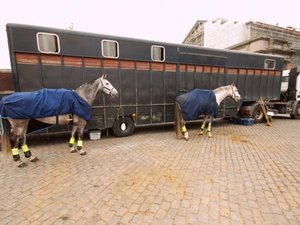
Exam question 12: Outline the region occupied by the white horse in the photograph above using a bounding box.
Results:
[175,84,241,140]
[1,74,118,167]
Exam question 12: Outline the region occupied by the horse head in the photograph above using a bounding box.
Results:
[231,84,241,102]
[99,74,118,98]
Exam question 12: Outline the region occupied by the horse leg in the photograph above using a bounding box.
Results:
[8,119,28,167]
[21,124,39,162]
[175,102,181,139]
[180,119,189,141]
[207,116,213,138]
[11,135,27,168]
[21,139,39,163]
[199,115,208,135]
[69,125,77,153]
[21,144,39,162]
[77,138,85,155]
[175,102,189,141]
[77,123,86,155]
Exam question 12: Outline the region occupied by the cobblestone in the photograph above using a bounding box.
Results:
[1,117,300,224]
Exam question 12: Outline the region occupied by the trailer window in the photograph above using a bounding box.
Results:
[102,40,119,58]
[264,59,276,69]
[151,45,165,62]
[37,32,60,54]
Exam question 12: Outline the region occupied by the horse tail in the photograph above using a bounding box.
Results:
[174,102,181,139]
[1,119,12,156]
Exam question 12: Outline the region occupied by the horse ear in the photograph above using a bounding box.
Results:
[101,74,107,79]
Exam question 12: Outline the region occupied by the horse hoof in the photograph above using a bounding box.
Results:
[30,156,39,162]
[70,148,77,153]
[198,132,204,136]
[183,133,189,141]
[18,162,28,168]
[80,151,87,156]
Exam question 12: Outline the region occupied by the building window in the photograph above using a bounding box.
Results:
[37,32,60,54]
[264,59,276,69]
[102,40,119,58]
[151,45,165,62]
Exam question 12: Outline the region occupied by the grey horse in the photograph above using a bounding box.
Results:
[1,74,118,167]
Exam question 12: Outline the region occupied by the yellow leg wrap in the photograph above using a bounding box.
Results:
[21,144,30,153]
[207,124,212,132]
[201,123,205,130]
[180,126,187,133]
[77,140,83,147]
[12,148,19,156]
[69,136,75,145]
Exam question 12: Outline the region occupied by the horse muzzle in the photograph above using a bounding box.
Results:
[234,96,241,102]
[110,88,119,98]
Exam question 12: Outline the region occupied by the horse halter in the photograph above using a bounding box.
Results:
[99,76,117,97]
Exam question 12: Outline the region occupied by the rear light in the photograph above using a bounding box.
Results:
[131,113,136,120]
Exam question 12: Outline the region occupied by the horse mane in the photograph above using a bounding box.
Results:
[75,78,99,91]
[213,84,233,93]
[74,77,100,105]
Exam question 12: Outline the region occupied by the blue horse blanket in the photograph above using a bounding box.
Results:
[0,88,92,121]
[176,89,218,120]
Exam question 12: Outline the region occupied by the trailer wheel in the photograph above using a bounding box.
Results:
[291,104,300,119]
[112,117,135,137]
[251,104,264,123]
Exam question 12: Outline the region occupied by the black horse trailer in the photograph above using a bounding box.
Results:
[6,23,284,136]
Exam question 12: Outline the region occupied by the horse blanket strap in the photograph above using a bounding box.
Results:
[55,114,73,125]
[0,88,92,121]
[176,89,218,120]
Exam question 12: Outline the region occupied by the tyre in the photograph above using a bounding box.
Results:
[251,104,264,123]
[112,117,135,137]
[291,104,300,119]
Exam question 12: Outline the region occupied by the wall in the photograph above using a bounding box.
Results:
[0,69,14,95]
[203,19,249,49]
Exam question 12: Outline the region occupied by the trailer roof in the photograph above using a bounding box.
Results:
[6,23,284,60]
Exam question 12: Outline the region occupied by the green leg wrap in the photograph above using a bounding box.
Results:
[22,144,31,158]
[180,125,187,134]
[69,136,75,147]
[207,123,212,133]
[12,148,20,161]
[77,140,83,150]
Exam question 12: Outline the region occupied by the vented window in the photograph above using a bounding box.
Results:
[102,40,119,58]
[37,32,60,54]
[264,59,276,69]
[151,45,165,62]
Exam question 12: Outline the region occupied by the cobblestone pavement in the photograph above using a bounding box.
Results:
[1,118,300,225]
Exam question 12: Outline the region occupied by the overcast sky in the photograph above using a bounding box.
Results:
[1,0,299,69]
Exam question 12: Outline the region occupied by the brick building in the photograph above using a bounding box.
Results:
[0,69,14,98]
[183,18,300,69]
